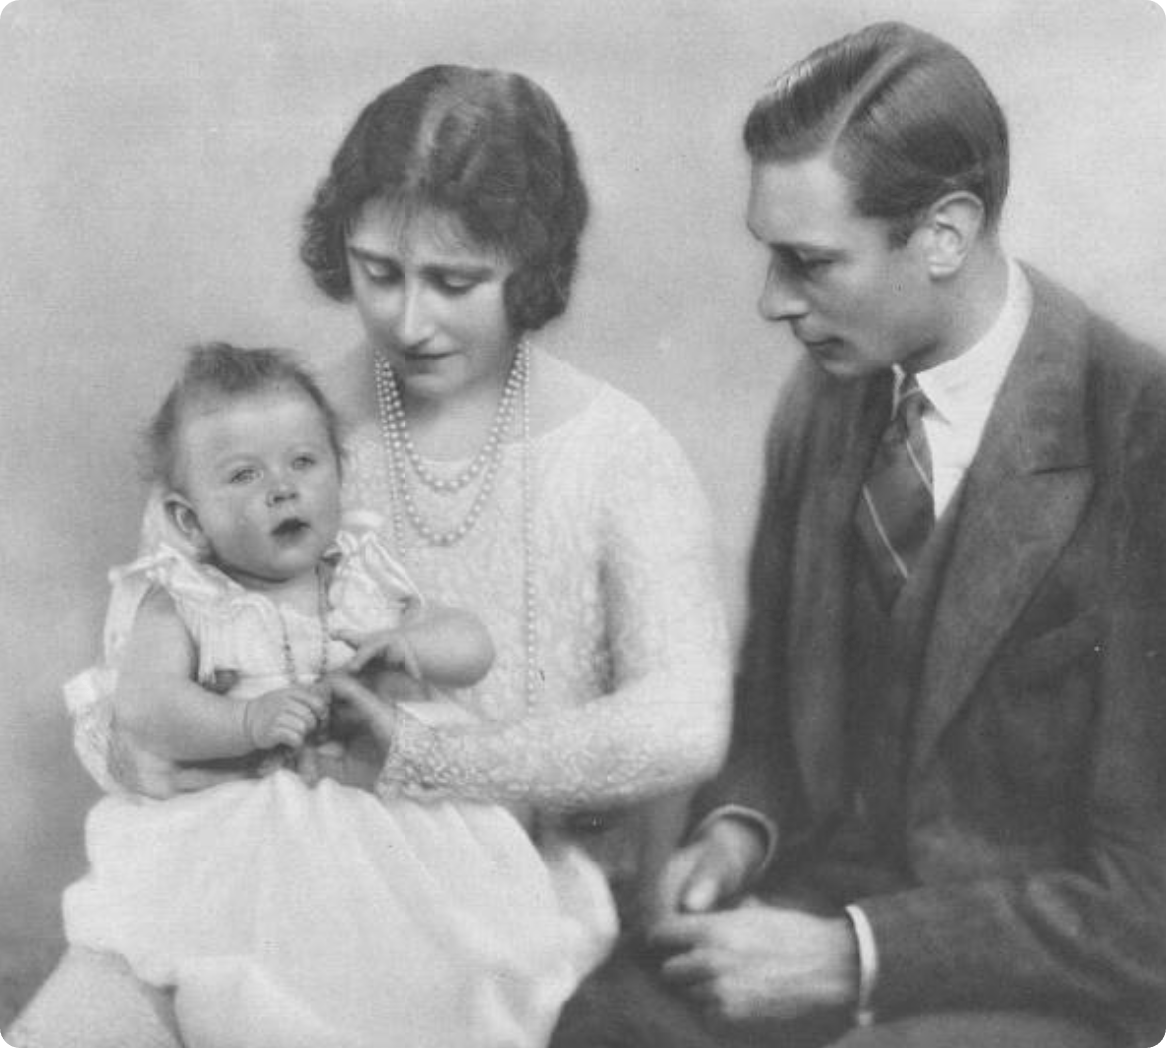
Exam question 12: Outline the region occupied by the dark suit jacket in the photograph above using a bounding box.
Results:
[694,268,1166,1043]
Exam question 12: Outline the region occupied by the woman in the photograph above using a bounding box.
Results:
[14,65,730,1046]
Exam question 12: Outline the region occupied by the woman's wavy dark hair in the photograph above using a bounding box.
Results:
[301,65,589,334]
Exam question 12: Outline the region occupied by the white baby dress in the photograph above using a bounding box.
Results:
[62,526,609,1048]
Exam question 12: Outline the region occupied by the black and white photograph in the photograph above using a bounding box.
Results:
[2,1,1165,1045]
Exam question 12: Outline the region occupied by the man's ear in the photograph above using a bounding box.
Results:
[919,191,985,278]
[163,493,209,554]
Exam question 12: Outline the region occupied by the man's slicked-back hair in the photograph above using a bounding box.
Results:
[146,342,344,490]
[301,65,589,334]
[744,22,1010,242]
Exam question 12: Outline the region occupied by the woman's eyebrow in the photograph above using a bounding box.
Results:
[344,244,494,279]
[345,244,394,262]
[420,262,495,280]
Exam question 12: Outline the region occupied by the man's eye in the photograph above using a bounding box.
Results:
[791,254,829,276]
[777,249,830,279]
[435,274,476,295]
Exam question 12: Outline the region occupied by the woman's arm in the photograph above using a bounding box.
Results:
[378,416,732,809]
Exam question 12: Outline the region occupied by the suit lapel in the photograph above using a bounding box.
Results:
[912,271,1094,773]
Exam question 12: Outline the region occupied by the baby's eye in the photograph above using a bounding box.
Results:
[229,467,258,484]
[291,455,316,470]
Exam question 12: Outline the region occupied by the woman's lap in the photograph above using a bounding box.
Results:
[8,946,180,1048]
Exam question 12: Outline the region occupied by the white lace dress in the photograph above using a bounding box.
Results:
[341,380,731,865]
[62,529,603,1048]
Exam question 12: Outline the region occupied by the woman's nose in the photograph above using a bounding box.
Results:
[393,281,435,346]
[758,263,808,323]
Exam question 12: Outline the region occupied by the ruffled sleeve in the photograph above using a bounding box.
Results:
[66,541,222,792]
[328,522,424,636]
[378,405,732,810]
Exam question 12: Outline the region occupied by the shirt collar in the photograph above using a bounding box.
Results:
[895,258,1032,425]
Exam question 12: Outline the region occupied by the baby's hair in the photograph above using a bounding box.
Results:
[146,342,344,490]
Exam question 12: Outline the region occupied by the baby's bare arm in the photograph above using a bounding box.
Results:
[114,587,327,760]
[340,605,494,691]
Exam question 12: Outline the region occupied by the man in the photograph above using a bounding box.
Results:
[552,21,1166,1048]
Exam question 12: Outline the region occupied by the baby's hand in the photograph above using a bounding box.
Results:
[334,628,423,681]
[242,685,330,750]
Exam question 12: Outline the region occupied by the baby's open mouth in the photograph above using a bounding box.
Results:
[272,518,310,539]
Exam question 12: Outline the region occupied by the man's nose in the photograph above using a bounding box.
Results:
[394,281,435,346]
[758,263,808,323]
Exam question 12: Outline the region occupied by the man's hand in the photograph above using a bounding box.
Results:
[242,685,330,750]
[648,816,768,923]
[651,903,859,1025]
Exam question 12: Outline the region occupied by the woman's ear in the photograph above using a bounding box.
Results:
[920,191,985,278]
[163,493,209,554]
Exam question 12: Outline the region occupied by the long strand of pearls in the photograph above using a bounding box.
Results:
[519,347,539,711]
[374,341,539,713]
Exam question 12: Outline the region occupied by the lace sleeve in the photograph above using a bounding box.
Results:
[379,416,732,810]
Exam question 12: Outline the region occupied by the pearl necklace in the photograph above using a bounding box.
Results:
[390,355,524,494]
[373,343,541,713]
[374,344,528,548]
[273,566,330,685]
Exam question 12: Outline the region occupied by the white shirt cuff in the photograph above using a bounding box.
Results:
[844,903,878,1027]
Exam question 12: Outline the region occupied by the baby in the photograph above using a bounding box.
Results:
[60,343,590,1048]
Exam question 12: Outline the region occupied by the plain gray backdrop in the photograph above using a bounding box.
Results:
[2,0,1164,1024]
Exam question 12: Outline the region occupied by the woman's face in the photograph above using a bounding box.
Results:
[345,199,518,402]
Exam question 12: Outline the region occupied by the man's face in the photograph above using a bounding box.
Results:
[746,154,940,378]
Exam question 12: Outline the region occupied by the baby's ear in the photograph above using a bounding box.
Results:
[163,493,209,554]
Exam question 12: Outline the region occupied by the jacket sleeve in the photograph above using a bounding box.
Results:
[690,364,817,840]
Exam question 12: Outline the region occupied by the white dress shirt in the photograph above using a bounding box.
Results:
[901,258,1034,518]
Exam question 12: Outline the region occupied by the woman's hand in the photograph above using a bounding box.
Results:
[325,672,400,754]
[298,673,400,792]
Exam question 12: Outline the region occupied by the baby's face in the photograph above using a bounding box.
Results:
[175,386,342,589]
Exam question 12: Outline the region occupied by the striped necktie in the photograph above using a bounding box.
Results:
[856,374,934,604]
